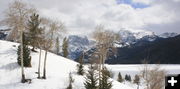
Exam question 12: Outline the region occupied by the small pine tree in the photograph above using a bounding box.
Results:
[62,37,69,57]
[125,74,132,82]
[125,74,128,81]
[17,33,31,67]
[99,67,112,89]
[117,72,123,83]
[128,75,132,82]
[134,74,140,85]
[84,64,98,89]
[77,54,84,75]
[66,73,74,89]
[27,13,42,52]
[77,64,84,75]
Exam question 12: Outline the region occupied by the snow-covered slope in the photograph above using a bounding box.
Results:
[0,40,133,89]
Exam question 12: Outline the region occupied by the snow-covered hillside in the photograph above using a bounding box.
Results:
[0,40,133,89]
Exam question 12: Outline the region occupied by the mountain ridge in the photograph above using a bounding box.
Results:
[106,35,180,64]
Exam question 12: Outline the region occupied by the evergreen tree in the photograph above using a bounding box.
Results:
[128,75,132,82]
[125,74,129,81]
[66,73,74,89]
[55,37,60,54]
[84,64,98,89]
[77,53,84,75]
[27,13,42,52]
[125,74,132,82]
[17,33,31,67]
[117,72,123,83]
[99,68,112,89]
[62,37,69,57]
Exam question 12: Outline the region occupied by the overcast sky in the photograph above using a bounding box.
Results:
[0,0,180,35]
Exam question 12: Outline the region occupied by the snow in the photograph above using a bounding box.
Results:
[106,64,180,77]
[0,40,133,89]
[118,29,154,40]
[106,64,180,89]
[0,40,78,89]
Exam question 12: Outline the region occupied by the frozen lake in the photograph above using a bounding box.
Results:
[106,64,180,79]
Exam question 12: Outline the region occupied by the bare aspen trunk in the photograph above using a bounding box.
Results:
[42,50,48,79]
[20,28,26,83]
[38,48,42,78]
[102,55,105,69]
[98,62,101,88]
[98,54,102,88]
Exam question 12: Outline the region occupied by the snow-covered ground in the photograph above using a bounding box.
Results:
[106,64,180,89]
[0,40,134,89]
[106,64,180,78]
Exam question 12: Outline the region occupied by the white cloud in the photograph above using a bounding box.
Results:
[0,0,180,35]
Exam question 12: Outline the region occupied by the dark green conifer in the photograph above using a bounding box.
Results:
[77,53,84,75]
[84,64,98,89]
[125,74,129,81]
[27,13,42,52]
[125,74,132,82]
[99,67,112,89]
[128,75,132,82]
[17,33,31,67]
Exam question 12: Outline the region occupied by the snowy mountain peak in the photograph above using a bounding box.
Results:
[68,35,90,45]
[118,29,155,44]
[133,31,155,39]
[67,35,94,59]
[118,29,154,39]
[159,32,179,38]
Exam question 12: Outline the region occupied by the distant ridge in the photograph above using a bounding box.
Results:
[106,35,180,64]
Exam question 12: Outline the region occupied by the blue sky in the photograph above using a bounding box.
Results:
[116,0,150,8]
